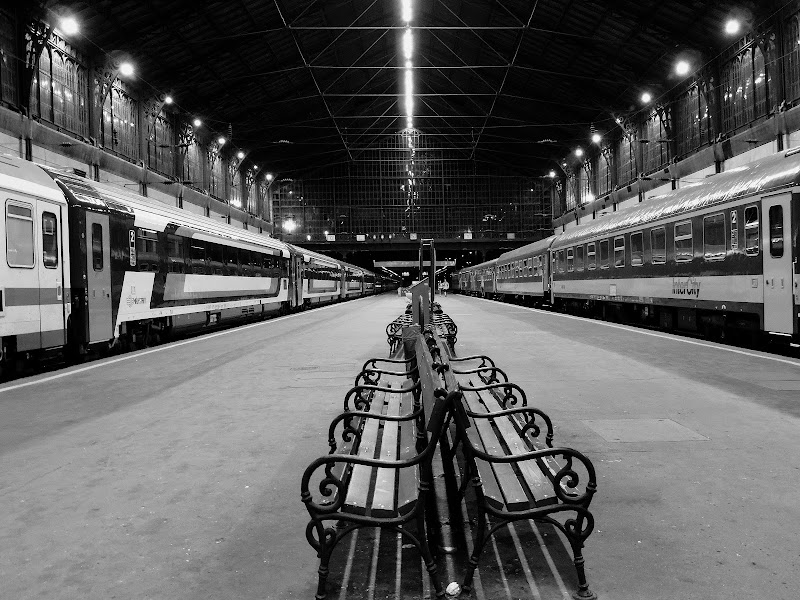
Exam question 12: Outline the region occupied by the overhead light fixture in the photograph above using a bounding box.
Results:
[60,17,79,36]
[641,92,652,104]
[575,147,584,157]
[548,170,556,178]
[675,60,691,76]
[237,151,245,159]
[266,173,274,181]
[306,234,311,241]
[401,0,412,22]
[193,118,202,127]
[217,136,226,145]
[591,133,602,144]
[403,28,413,60]
[119,62,134,77]
[725,19,740,35]
[164,95,174,105]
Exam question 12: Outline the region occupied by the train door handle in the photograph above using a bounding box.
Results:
[57,284,62,300]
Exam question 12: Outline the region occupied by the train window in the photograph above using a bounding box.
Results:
[769,205,784,258]
[575,245,584,271]
[190,241,206,273]
[651,228,666,264]
[91,223,103,271]
[167,235,185,273]
[674,221,693,262]
[224,246,238,273]
[599,239,609,268]
[703,213,726,260]
[42,212,58,268]
[137,229,159,271]
[744,205,759,256]
[6,201,35,268]
[207,243,223,274]
[586,243,596,270]
[557,250,565,273]
[613,236,625,267]
[566,248,574,272]
[630,232,644,266]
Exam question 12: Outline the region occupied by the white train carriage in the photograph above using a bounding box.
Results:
[0,155,71,360]
[341,263,365,299]
[47,166,291,351]
[288,245,343,307]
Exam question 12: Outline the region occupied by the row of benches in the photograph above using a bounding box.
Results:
[386,301,458,354]
[301,311,597,599]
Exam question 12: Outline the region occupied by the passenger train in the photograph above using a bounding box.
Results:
[453,149,800,342]
[0,154,396,373]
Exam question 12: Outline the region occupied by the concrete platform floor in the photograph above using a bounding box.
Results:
[1,292,799,600]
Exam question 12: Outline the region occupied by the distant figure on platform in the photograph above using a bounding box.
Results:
[441,281,449,296]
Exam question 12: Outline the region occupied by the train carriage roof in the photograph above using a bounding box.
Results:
[42,166,290,257]
[553,150,800,249]
[497,236,557,263]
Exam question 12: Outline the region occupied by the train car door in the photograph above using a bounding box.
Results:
[293,254,304,307]
[761,193,794,334]
[37,202,66,348]
[85,212,113,342]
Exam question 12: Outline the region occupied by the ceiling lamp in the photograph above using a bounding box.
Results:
[548,170,556,178]
[193,118,202,127]
[575,147,584,157]
[237,151,245,159]
[401,0,412,22]
[641,92,652,104]
[266,173,274,182]
[164,95,174,105]
[675,60,691,76]
[60,17,79,36]
[403,28,413,60]
[591,133,602,144]
[119,62,134,77]
[217,136,226,145]
[725,19,740,35]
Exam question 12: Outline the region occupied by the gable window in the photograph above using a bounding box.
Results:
[613,236,625,267]
[674,220,693,262]
[744,205,759,256]
[703,213,726,260]
[630,232,644,266]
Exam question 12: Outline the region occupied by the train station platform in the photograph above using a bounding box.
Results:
[1,293,799,599]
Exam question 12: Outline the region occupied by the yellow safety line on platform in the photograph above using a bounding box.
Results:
[472,296,800,368]
[0,297,375,395]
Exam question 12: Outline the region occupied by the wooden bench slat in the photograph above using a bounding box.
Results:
[344,387,388,513]
[395,391,420,515]
[461,385,530,511]
[371,392,403,516]
[475,388,557,506]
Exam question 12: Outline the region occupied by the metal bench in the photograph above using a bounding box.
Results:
[301,330,461,600]
[435,338,599,600]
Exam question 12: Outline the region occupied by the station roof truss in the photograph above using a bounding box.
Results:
[54,0,765,177]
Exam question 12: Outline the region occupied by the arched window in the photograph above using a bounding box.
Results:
[784,15,800,103]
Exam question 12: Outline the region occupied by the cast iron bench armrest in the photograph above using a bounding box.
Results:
[451,366,508,384]
[355,365,419,386]
[448,354,497,369]
[343,381,420,412]
[460,444,597,505]
[460,405,555,447]
[458,381,528,408]
[328,406,424,453]
[361,356,414,371]
[300,445,437,515]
